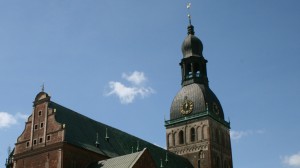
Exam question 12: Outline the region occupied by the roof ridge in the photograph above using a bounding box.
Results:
[129,148,146,168]
[49,101,193,167]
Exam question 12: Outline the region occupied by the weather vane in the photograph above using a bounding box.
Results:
[187,2,192,25]
[41,83,45,92]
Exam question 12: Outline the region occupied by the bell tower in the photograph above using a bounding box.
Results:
[165,4,233,168]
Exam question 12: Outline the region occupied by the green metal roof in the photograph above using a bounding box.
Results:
[165,109,230,128]
[90,148,146,168]
[49,101,193,168]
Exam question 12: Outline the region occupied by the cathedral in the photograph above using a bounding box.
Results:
[5,14,233,168]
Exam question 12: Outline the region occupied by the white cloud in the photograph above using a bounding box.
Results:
[230,129,265,140]
[0,112,28,129]
[106,72,155,104]
[122,71,146,85]
[16,113,29,120]
[283,152,300,167]
[230,130,248,140]
[0,112,17,128]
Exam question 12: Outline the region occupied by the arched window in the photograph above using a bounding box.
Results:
[179,130,184,144]
[198,150,205,159]
[190,128,195,142]
[194,63,201,77]
[185,63,192,79]
[199,151,205,159]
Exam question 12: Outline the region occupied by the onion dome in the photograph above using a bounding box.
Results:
[181,25,203,58]
[170,83,224,120]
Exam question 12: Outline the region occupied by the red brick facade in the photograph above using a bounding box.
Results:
[13,92,107,168]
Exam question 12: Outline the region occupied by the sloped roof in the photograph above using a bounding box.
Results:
[90,148,146,168]
[49,101,193,168]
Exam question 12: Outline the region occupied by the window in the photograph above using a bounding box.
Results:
[47,135,51,141]
[26,141,30,147]
[198,160,201,168]
[190,128,196,142]
[194,63,201,77]
[34,124,38,130]
[179,130,184,144]
[185,63,192,79]
[33,139,37,145]
[40,122,44,128]
[39,138,43,143]
[38,111,42,116]
[196,71,200,77]
[199,151,205,159]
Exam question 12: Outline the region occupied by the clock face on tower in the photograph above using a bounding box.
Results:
[180,96,194,115]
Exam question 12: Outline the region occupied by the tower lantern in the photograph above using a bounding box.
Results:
[165,3,233,168]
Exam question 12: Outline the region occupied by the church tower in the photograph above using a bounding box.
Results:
[165,9,233,168]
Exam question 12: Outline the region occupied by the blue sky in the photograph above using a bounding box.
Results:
[1,0,300,167]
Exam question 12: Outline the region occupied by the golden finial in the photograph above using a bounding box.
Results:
[187,2,192,25]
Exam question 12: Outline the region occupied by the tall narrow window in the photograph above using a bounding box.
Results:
[198,160,201,168]
[40,122,44,128]
[179,130,184,144]
[186,63,192,79]
[194,63,200,77]
[190,128,195,142]
[199,151,205,159]
[38,111,42,116]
